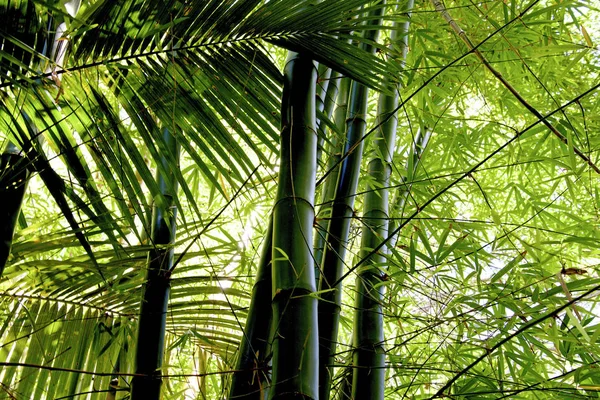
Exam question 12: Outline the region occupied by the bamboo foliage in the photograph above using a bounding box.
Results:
[388,128,431,250]
[0,0,97,275]
[0,297,129,399]
[1,1,600,399]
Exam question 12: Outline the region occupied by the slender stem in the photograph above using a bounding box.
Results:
[351,1,414,398]
[314,71,347,282]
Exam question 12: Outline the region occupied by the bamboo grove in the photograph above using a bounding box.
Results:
[1,0,600,399]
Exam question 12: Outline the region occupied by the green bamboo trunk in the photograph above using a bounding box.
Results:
[352,3,414,398]
[317,77,367,400]
[229,218,273,400]
[0,143,30,274]
[349,120,390,399]
[270,51,319,400]
[130,128,179,400]
[317,5,384,399]
[314,72,347,273]
[315,64,333,165]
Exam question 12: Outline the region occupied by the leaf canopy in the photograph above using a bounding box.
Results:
[1,0,600,399]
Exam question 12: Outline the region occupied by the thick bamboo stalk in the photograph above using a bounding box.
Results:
[130,128,179,400]
[350,112,392,400]
[270,51,319,400]
[0,143,31,274]
[317,5,384,399]
[229,217,273,400]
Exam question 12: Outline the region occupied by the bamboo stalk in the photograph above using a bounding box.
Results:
[270,51,319,400]
[316,64,333,166]
[351,1,415,398]
[229,217,273,400]
[130,128,179,400]
[317,4,385,399]
[314,71,347,282]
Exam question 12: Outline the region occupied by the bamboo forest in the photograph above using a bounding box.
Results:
[2,0,600,399]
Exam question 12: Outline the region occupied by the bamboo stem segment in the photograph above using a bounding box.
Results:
[270,51,319,400]
[317,4,385,399]
[131,128,179,400]
[229,218,273,400]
